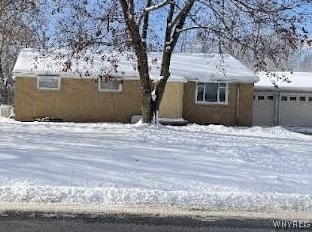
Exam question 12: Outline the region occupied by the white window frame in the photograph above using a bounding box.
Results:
[37,75,61,90]
[98,78,122,92]
[195,82,228,105]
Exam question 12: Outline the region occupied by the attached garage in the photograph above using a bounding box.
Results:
[253,72,312,127]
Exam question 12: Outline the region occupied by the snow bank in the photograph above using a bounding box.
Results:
[0,120,311,211]
[0,184,311,211]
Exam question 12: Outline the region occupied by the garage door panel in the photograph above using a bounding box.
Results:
[253,101,276,126]
[279,102,312,127]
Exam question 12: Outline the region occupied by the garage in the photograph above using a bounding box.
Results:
[253,72,312,127]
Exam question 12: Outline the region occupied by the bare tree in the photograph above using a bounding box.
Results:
[117,0,310,123]
[48,0,127,53]
[0,0,43,104]
[49,0,310,123]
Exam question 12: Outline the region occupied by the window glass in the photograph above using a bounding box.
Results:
[99,81,121,91]
[219,88,226,102]
[309,97,312,102]
[197,87,204,102]
[204,83,218,102]
[258,96,265,100]
[281,96,288,101]
[37,76,60,90]
[289,96,296,101]
[267,96,274,100]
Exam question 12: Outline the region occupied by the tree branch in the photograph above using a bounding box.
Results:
[141,0,152,41]
[144,0,171,12]
[170,0,196,50]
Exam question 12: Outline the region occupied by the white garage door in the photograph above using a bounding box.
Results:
[253,92,277,126]
[253,91,312,127]
[279,95,312,126]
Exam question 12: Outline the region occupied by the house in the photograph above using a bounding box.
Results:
[253,72,312,127]
[12,49,259,126]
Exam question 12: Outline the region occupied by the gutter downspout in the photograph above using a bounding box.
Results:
[236,84,240,125]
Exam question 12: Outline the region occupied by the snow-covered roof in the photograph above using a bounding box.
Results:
[13,48,259,83]
[255,72,312,91]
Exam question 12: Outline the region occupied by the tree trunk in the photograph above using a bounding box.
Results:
[0,59,7,105]
[152,0,196,122]
[119,0,155,124]
[140,76,153,123]
[118,0,194,124]
[135,48,153,123]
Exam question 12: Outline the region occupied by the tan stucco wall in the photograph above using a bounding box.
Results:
[182,82,254,126]
[159,82,184,118]
[15,77,254,125]
[15,77,142,122]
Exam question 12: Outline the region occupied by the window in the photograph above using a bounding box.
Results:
[299,96,306,102]
[289,96,297,101]
[196,82,228,104]
[309,97,312,102]
[257,96,265,100]
[99,79,122,92]
[37,75,61,90]
[267,96,274,101]
[281,96,288,101]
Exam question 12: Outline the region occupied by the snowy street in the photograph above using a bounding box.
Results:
[0,119,311,212]
[0,210,282,232]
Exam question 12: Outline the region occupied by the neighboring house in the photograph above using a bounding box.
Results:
[253,72,312,127]
[12,49,258,126]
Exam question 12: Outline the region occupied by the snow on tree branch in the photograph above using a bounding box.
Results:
[144,0,172,13]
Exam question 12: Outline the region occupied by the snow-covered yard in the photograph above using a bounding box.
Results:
[0,119,311,212]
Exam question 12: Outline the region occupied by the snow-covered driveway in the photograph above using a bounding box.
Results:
[0,119,311,211]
